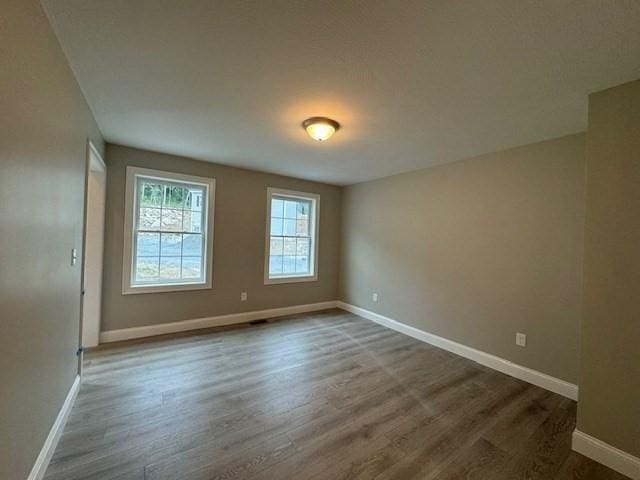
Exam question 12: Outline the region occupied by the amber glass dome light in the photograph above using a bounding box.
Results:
[302,117,340,141]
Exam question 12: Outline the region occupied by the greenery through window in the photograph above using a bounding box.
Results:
[133,177,207,285]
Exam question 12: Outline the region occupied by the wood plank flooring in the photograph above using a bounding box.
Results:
[44,309,629,480]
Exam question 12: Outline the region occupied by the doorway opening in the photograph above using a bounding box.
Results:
[80,142,106,356]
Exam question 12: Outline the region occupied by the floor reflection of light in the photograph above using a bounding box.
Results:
[259,330,316,401]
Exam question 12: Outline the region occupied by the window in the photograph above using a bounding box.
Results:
[265,188,319,284]
[122,167,215,294]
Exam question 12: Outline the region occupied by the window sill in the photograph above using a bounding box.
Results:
[264,274,318,285]
[122,282,212,295]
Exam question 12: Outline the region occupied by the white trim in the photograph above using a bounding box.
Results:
[572,430,640,479]
[336,302,578,400]
[264,187,320,285]
[122,167,216,295]
[81,141,107,350]
[28,375,80,480]
[88,140,105,172]
[99,301,339,343]
[264,273,318,285]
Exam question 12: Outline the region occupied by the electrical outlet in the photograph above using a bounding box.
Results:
[516,332,526,347]
[372,293,378,302]
[71,248,78,266]
[240,292,247,301]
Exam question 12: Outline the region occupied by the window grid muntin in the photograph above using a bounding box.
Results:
[268,194,314,278]
[132,175,207,286]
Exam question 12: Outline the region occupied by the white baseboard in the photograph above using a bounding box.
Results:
[572,430,640,479]
[28,375,80,480]
[99,301,339,343]
[336,302,578,401]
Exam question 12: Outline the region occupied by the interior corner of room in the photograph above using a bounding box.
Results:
[2,1,639,479]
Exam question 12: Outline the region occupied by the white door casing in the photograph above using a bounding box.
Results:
[82,143,106,348]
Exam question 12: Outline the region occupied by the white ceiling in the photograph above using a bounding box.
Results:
[43,0,640,185]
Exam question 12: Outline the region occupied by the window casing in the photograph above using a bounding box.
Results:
[122,167,215,294]
[264,188,319,284]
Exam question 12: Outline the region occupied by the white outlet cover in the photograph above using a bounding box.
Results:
[240,292,247,301]
[372,293,378,302]
[516,332,526,347]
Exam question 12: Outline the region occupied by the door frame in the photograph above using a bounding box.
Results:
[78,140,106,376]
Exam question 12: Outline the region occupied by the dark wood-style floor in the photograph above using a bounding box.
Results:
[45,309,628,480]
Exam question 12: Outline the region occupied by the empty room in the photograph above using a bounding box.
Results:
[2,1,640,479]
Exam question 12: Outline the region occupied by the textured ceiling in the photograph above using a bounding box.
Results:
[43,0,640,185]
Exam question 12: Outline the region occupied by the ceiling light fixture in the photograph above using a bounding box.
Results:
[302,116,340,142]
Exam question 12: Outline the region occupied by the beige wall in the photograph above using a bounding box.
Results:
[340,134,586,383]
[0,1,104,479]
[101,145,341,332]
[1,2,635,474]
[577,80,640,457]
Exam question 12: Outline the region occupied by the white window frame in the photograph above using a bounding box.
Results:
[122,166,215,295]
[264,187,320,285]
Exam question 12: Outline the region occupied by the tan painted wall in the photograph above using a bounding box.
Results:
[101,145,341,332]
[577,80,640,457]
[0,1,104,479]
[340,134,586,383]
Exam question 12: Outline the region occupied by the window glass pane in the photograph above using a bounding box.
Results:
[183,234,202,257]
[135,257,159,282]
[295,256,310,273]
[182,257,202,279]
[266,192,317,280]
[159,256,181,280]
[139,207,161,230]
[270,237,283,255]
[284,200,298,219]
[283,237,296,255]
[130,174,212,289]
[282,255,296,273]
[296,219,308,236]
[270,217,283,236]
[269,255,283,274]
[296,201,310,218]
[160,233,181,256]
[183,209,203,233]
[296,238,310,257]
[284,219,297,236]
[163,185,187,209]
[271,198,284,218]
[139,183,163,207]
[183,189,192,210]
[161,208,183,232]
[190,189,205,211]
[136,232,160,257]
